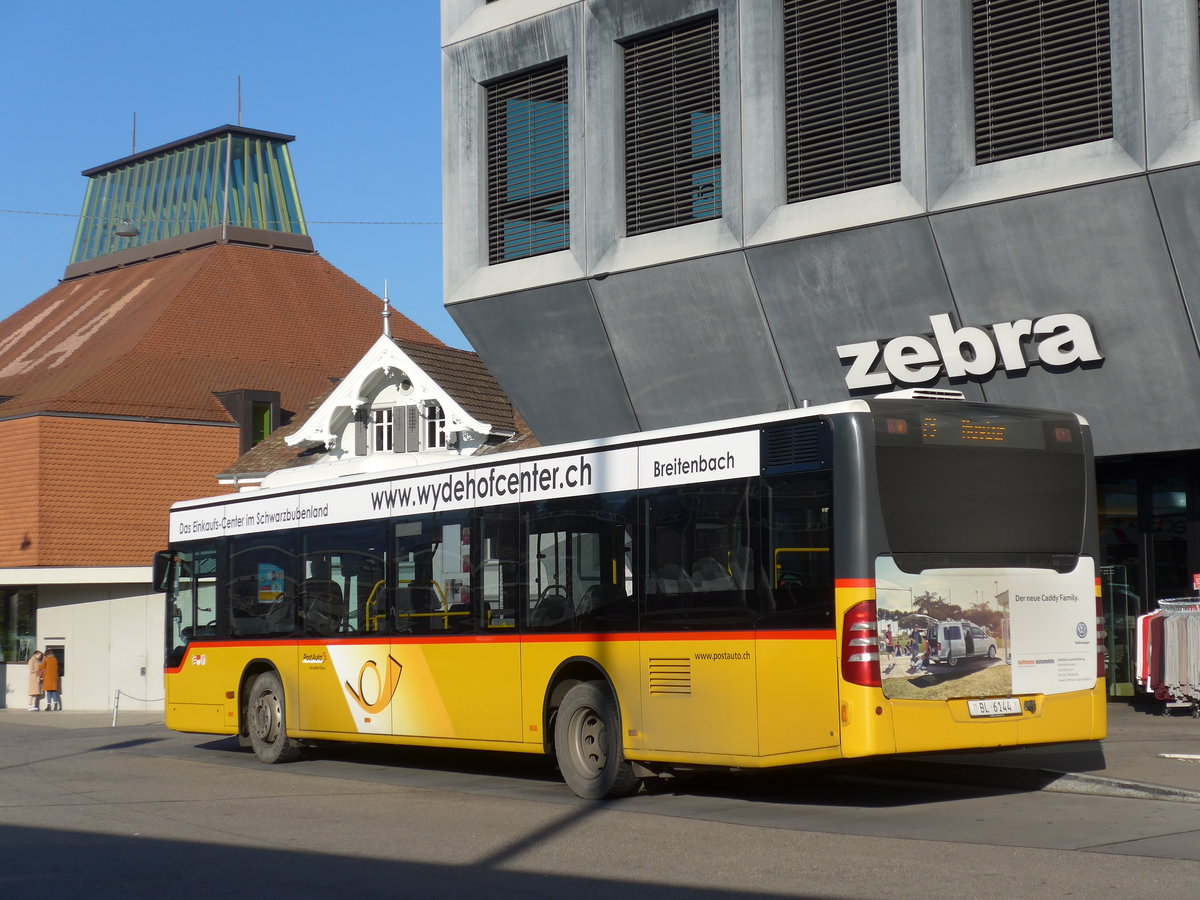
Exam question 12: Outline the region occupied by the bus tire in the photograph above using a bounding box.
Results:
[247,671,303,764]
[554,681,638,800]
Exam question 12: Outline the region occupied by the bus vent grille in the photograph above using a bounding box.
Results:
[648,658,691,695]
[763,421,829,474]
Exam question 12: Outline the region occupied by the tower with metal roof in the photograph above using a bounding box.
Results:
[66,125,312,279]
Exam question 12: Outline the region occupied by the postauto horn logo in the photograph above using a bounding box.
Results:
[345,655,403,714]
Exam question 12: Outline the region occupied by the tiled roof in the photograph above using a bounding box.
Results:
[0,417,240,567]
[0,418,42,568]
[0,242,445,567]
[218,392,330,479]
[393,338,515,430]
[0,243,441,422]
[474,407,541,455]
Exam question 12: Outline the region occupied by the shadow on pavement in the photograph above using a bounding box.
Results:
[0,822,820,900]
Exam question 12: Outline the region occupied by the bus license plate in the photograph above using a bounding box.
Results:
[968,698,1022,717]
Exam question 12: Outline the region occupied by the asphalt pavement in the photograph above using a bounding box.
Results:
[903,697,1200,802]
[2,699,1198,802]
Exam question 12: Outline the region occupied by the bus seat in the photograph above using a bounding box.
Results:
[692,556,734,591]
[654,564,693,595]
[303,579,344,634]
[531,593,573,628]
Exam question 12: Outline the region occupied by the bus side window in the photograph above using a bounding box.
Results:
[227,532,299,637]
[757,474,834,629]
[476,509,520,630]
[395,514,472,635]
[643,482,756,630]
[301,522,389,636]
[524,493,636,633]
[166,544,216,667]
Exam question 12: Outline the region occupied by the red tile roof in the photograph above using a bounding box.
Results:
[0,243,446,567]
[0,243,441,422]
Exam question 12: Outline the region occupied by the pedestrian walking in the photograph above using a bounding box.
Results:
[27,650,45,711]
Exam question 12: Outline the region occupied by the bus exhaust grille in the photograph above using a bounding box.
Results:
[648,658,692,695]
[763,421,830,474]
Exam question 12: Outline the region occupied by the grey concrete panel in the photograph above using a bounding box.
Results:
[447,281,639,444]
[931,177,1200,456]
[747,218,986,406]
[442,5,587,305]
[1143,0,1200,168]
[1149,165,1200,355]
[589,253,792,430]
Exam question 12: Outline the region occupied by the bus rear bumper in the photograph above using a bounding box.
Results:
[883,688,1106,756]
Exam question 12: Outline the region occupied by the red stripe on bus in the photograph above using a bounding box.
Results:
[167,628,837,660]
[755,630,836,640]
[835,578,875,589]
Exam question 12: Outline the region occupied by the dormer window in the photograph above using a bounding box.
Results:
[216,389,281,453]
[373,408,394,452]
[426,402,447,449]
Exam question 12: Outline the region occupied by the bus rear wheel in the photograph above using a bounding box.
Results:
[247,671,303,764]
[554,681,638,800]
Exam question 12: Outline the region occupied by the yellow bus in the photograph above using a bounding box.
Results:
[156,393,1105,798]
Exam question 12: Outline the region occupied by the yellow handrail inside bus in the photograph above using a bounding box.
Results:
[774,546,830,588]
[363,580,387,632]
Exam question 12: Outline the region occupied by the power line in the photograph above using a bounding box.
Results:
[0,207,441,226]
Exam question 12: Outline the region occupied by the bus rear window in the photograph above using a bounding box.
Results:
[873,405,1087,558]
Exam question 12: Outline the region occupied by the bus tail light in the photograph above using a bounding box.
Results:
[1096,594,1107,680]
[842,600,881,687]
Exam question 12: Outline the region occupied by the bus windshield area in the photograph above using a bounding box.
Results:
[873,404,1088,563]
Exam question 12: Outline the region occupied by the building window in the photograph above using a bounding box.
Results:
[1,587,37,663]
[373,408,394,452]
[426,403,447,449]
[623,15,721,236]
[215,389,280,454]
[783,0,900,202]
[487,61,569,264]
[251,401,273,446]
[973,0,1112,165]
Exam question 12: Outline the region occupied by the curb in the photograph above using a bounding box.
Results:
[887,759,1200,804]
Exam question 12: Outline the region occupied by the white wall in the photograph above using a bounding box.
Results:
[2,579,164,711]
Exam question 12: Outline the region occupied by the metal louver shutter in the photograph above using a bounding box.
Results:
[762,422,831,474]
[404,406,420,453]
[486,61,569,264]
[624,15,721,236]
[784,0,900,203]
[973,0,1112,165]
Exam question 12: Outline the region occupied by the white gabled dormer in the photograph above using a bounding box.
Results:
[282,332,501,475]
[217,297,524,492]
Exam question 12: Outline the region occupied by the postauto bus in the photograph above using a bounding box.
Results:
[156,393,1105,798]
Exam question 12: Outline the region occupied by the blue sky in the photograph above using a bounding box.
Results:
[0,2,465,347]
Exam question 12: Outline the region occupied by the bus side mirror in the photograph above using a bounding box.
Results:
[152,550,173,593]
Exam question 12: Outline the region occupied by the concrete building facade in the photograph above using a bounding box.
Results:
[441,1,1200,694]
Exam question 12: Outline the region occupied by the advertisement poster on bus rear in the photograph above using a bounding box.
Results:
[874,557,1097,700]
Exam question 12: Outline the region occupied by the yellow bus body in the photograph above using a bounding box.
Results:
[166,582,1104,768]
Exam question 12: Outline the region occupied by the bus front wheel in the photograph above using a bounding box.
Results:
[247,671,303,764]
[554,681,638,800]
